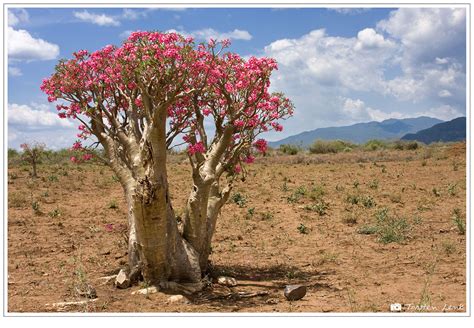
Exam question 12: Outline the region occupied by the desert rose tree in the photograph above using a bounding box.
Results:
[41,31,293,289]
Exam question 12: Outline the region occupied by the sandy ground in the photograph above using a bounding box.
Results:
[7,143,466,313]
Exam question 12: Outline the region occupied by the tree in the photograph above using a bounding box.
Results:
[41,31,293,289]
[20,142,46,178]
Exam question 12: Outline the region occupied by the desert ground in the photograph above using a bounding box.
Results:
[7,142,466,313]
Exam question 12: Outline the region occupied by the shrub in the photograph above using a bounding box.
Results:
[304,200,329,216]
[375,208,410,244]
[392,140,419,150]
[297,223,309,234]
[358,208,410,244]
[363,139,388,151]
[279,144,301,155]
[452,208,465,234]
[309,139,356,154]
[309,185,325,200]
[361,195,376,208]
[231,192,247,208]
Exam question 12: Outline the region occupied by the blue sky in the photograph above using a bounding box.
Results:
[7,7,467,149]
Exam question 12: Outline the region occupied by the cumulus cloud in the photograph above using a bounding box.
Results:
[8,26,60,61]
[167,28,252,41]
[8,66,22,76]
[8,103,74,128]
[119,30,133,39]
[74,10,120,26]
[355,28,395,50]
[8,8,29,26]
[328,8,370,15]
[415,105,463,121]
[342,98,462,123]
[264,28,393,93]
[377,8,466,70]
[260,8,465,138]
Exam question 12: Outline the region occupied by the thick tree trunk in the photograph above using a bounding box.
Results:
[183,175,212,269]
[183,175,230,272]
[124,175,201,285]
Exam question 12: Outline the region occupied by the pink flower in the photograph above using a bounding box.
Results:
[243,155,255,164]
[234,164,241,174]
[253,139,268,153]
[83,153,93,161]
[72,141,82,150]
[225,83,234,93]
[70,156,77,163]
[271,122,283,132]
[188,141,206,155]
[134,98,143,107]
[233,119,245,128]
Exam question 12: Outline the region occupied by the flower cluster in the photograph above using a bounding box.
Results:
[40,30,294,172]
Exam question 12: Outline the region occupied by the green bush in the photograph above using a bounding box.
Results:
[309,140,356,154]
[363,139,388,151]
[279,144,301,155]
[392,140,419,150]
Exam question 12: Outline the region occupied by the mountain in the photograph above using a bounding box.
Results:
[269,116,444,147]
[401,117,466,144]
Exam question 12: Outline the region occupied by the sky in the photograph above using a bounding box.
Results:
[6,6,467,149]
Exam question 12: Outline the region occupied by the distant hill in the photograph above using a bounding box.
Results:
[269,117,443,147]
[401,117,466,144]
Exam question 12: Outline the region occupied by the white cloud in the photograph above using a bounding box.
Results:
[342,97,461,123]
[377,8,466,70]
[74,10,120,26]
[8,103,74,128]
[415,105,462,121]
[261,8,465,137]
[8,66,22,76]
[168,28,252,41]
[119,30,133,39]
[435,57,449,65]
[355,28,395,51]
[264,28,393,93]
[8,26,60,61]
[342,97,405,122]
[438,90,452,98]
[8,11,19,26]
[122,8,141,20]
[8,8,29,27]
[328,8,370,15]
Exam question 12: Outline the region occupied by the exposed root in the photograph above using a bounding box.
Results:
[159,281,204,295]
[97,275,117,285]
[45,299,98,309]
[203,291,269,301]
[130,281,203,296]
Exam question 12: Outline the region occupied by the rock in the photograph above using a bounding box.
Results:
[217,276,237,287]
[266,298,279,305]
[132,286,159,295]
[115,269,130,289]
[284,284,307,301]
[167,294,189,304]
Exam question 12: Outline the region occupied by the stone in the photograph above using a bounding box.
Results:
[132,286,159,295]
[284,284,307,301]
[167,294,189,304]
[217,276,237,287]
[115,269,130,289]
